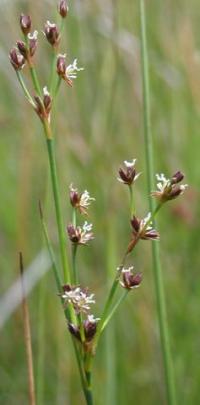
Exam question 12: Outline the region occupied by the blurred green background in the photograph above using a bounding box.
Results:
[0,0,199,404]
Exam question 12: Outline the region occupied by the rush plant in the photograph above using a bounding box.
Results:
[10,2,187,404]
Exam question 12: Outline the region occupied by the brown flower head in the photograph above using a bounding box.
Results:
[68,314,99,343]
[59,0,69,18]
[57,54,84,86]
[34,87,52,122]
[9,48,25,70]
[28,30,38,57]
[20,14,32,35]
[44,21,60,47]
[151,172,188,203]
[131,212,159,241]
[127,212,159,253]
[67,222,94,245]
[118,159,141,186]
[120,266,142,290]
[69,184,95,214]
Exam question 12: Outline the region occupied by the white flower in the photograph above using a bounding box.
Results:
[66,58,84,80]
[62,287,95,314]
[156,173,170,192]
[28,30,38,40]
[43,86,50,96]
[80,190,95,208]
[87,314,100,323]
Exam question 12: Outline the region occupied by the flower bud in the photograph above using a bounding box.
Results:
[84,315,99,341]
[171,171,184,185]
[28,31,38,57]
[43,87,52,116]
[20,14,32,35]
[59,0,68,18]
[57,54,66,77]
[9,48,25,70]
[16,40,28,59]
[44,21,60,47]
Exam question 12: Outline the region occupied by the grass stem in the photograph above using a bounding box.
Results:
[139,1,176,403]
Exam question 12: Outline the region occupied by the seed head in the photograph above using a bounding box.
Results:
[120,266,142,290]
[59,0,69,18]
[9,48,25,70]
[118,159,141,186]
[20,14,32,35]
[44,21,60,47]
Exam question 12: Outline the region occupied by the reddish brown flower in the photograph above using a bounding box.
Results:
[20,14,32,35]
[69,184,95,214]
[67,222,94,245]
[118,159,141,186]
[9,48,25,70]
[151,172,188,203]
[59,0,69,18]
[34,87,52,122]
[120,266,142,290]
[44,21,60,47]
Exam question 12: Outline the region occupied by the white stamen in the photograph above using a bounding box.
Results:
[28,30,38,40]
[124,159,136,168]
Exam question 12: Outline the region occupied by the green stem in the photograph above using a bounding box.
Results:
[39,201,62,291]
[129,185,134,217]
[30,65,42,96]
[139,1,176,404]
[101,290,128,333]
[16,71,35,107]
[45,136,71,284]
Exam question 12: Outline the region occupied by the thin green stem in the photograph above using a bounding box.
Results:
[72,245,78,284]
[139,1,176,404]
[101,290,128,333]
[129,185,134,217]
[45,136,71,284]
[29,65,42,96]
[16,71,35,107]
[39,201,62,291]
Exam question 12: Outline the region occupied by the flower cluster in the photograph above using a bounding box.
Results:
[34,87,52,122]
[57,54,84,87]
[44,21,60,47]
[69,184,95,215]
[120,266,142,290]
[62,284,95,314]
[152,171,188,203]
[68,314,100,343]
[67,222,94,245]
[118,159,141,186]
